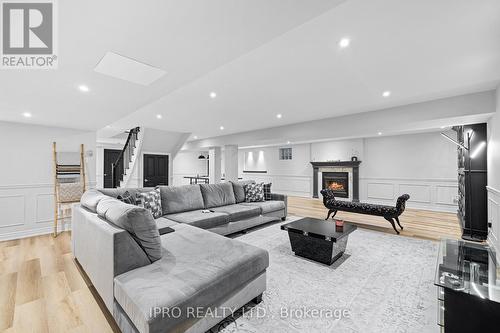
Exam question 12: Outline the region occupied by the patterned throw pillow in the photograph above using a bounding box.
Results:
[117,191,137,205]
[137,188,162,219]
[244,183,265,202]
[263,183,272,201]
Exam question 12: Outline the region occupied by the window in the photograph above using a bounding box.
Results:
[279,147,292,160]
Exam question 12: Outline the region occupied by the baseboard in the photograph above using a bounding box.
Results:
[0,224,72,242]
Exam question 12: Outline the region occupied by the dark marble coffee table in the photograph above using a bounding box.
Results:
[281,217,357,265]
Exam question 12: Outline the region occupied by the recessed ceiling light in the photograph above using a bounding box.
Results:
[105,125,112,128]
[156,114,163,119]
[193,135,198,139]
[78,85,90,92]
[287,141,291,144]
[22,112,32,118]
[339,38,350,48]
[378,132,382,136]
[219,126,224,130]
[276,114,283,119]
[382,91,391,97]
[210,92,217,99]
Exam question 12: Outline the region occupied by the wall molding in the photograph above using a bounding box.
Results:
[0,182,94,241]
[0,224,71,242]
[236,173,457,213]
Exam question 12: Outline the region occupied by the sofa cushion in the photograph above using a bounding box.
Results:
[113,223,269,333]
[158,185,205,215]
[80,189,109,213]
[199,183,236,208]
[240,200,285,214]
[211,204,261,222]
[165,210,228,230]
[230,180,255,203]
[96,198,162,262]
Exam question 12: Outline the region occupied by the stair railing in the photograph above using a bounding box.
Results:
[111,127,140,188]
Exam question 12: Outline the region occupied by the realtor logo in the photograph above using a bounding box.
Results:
[1,0,58,69]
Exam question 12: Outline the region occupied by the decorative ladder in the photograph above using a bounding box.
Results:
[52,142,86,237]
[111,127,140,188]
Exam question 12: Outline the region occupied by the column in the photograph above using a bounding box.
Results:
[209,147,222,184]
[224,145,238,182]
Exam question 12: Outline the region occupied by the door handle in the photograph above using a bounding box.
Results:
[145,179,149,182]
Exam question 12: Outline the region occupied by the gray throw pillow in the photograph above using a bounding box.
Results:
[137,188,163,219]
[244,183,265,202]
[231,180,256,203]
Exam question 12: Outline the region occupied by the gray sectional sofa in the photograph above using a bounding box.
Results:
[72,181,287,333]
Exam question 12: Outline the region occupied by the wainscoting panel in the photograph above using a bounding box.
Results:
[360,178,458,213]
[36,193,55,224]
[240,174,311,197]
[399,184,431,203]
[487,186,500,256]
[366,183,395,200]
[0,182,95,241]
[0,195,25,228]
[435,185,459,206]
[236,174,458,212]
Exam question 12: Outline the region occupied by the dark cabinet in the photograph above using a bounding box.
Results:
[453,123,488,241]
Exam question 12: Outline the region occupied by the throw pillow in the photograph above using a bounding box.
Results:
[117,190,137,205]
[263,183,272,201]
[244,183,265,202]
[137,188,162,219]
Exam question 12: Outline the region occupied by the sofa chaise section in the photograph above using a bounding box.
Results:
[113,223,269,333]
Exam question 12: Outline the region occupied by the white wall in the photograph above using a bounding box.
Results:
[487,86,500,253]
[172,151,208,185]
[361,133,458,211]
[0,121,96,240]
[239,131,458,212]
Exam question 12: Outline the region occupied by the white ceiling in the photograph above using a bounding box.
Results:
[1,0,500,140]
[0,0,344,130]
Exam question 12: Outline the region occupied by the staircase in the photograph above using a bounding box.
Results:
[111,127,141,188]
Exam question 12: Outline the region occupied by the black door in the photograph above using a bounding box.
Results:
[143,154,169,187]
[104,149,123,188]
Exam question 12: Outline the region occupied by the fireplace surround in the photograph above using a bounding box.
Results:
[311,161,361,201]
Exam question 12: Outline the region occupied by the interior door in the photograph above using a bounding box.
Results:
[143,154,169,187]
[104,149,123,188]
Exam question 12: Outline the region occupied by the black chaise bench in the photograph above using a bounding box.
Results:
[320,189,410,234]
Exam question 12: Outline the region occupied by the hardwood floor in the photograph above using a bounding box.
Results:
[0,198,460,332]
[288,196,462,241]
[0,232,118,333]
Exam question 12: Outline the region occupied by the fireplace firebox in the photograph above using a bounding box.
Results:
[322,172,349,198]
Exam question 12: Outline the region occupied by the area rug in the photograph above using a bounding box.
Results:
[217,218,438,333]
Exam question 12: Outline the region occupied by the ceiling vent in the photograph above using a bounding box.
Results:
[94,52,166,86]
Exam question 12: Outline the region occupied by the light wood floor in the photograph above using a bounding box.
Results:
[288,196,462,241]
[0,197,461,332]
[0,232,118,333]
